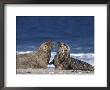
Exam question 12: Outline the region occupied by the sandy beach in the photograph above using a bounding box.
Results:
[16,67,94,74]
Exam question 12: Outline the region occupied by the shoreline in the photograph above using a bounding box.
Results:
[16,68,94,74]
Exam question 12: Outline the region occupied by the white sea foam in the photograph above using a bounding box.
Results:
[16,51,34,55]
[70,53,94,65]
[16,51,94,65]
[48,64,55,68]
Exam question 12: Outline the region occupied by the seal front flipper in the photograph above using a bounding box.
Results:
[49,58,55,65]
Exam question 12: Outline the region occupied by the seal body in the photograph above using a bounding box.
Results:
[16,40,53,69]
[50,42,94,71]
[69,57,94,71]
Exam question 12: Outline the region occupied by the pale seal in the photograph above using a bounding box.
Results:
[16,40,53,69]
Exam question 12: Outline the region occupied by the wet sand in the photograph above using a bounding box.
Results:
[16,67,94,74]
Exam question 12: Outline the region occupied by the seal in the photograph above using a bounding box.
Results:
[16,40,53,69]
[50,42,94,71]
[49,42,71,70]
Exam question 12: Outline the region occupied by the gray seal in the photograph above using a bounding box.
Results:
[49,42,94,71]
[16,40,53,69]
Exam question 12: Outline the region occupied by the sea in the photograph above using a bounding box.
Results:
[16,16,94,65]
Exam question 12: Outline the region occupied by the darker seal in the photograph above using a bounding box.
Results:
[49,42,94,71]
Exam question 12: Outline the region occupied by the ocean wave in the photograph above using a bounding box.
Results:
[70,53,94,65]
[16,51,34,54]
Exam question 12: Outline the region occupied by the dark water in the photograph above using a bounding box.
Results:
[16,16,94,54]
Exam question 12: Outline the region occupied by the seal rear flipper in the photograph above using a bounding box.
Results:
[70,57,94,71]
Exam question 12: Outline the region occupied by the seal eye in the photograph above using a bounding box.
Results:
[44,45,47,48]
